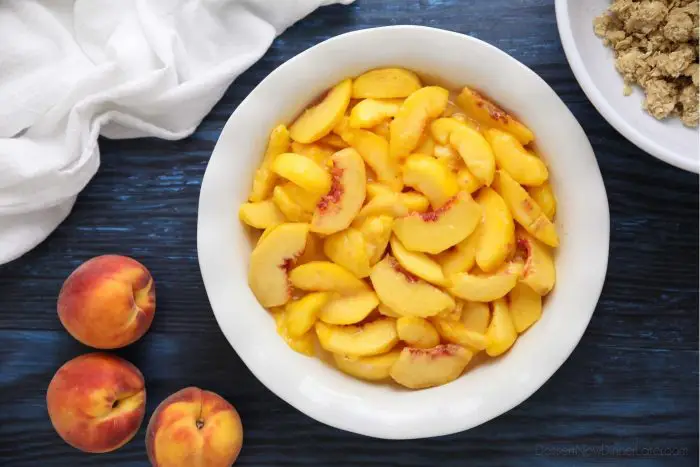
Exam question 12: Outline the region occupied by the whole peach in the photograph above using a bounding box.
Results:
[47,353,146,453]
[58,255,156,349]
[146,387,243,467]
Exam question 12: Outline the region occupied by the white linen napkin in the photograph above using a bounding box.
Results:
[0,0,352,265]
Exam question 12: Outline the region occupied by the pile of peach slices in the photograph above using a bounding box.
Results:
[239,68,558,390]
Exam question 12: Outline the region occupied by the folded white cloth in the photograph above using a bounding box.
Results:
[0,0,352,265]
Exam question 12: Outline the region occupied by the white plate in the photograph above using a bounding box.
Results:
[198,26,610,439]
[556,0,699,173]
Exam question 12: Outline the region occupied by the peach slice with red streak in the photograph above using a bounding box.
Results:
[47,353,146,453]
[448,262,522,302]
[390,344,473,389]
[392,191,482,254]
[146,387,243,467]
[310,148,366,235]
[456,86,534,145]
[369,255,455,318]
[248,223,309,307]
[390,86,449,159]
[515,227,556,296]
[290,78,352,143]
[492,170,559,247]
[57,255,156,349]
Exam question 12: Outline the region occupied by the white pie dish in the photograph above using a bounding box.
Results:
[197,25,610,439]
[556,0,699,173]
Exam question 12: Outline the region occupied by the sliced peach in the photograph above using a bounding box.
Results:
[315,318,398,357]
[319,291,379,325]
[509,282,542,333]
[279,181,321,212]
[485,128,548,186]
[319,133,348,149]
[256,226,275,246]
[449,124,495,186]
[414,132,436,156]
[366,182,395,201]
[271,153,331,196]
[389,86,449,159]
[289,261,368,294]
[356,215,394,265]
[456,167,483,194]
[439,300,463,321]
[396,316,440,348]
[402,153,459,208]
[432,318,488,351]
[249,223,308,307]
[435,229,480,276]
[323,228,371,278]
[290,141,335,167]
[389,344,473,389]
[461,301,491,334]
[239,200,286,229]
[448,262,521,302]
[492,170,559,247]
[352,68,422,99]
[516,228,556,295]
[431,118,495,186]
[249,125,290,202]
[337,126,402,191]
[400,192,431,212]
[474,187,515,273]
[377,303,402,318]
[433,144,462,172]
[369,256,455,317]
[456,86,534,145]
[290,78,352,143]
[371,120,391,139]
[272,185,311,222]
[311,148,366,235]
[354,192,429,222]
[485,298,517,357]
[349,98,403,128]
[430,117,466,144]
[271,308,315,356]
[390,235,448,286]
[392,191,481,254]
[296,233,325,265]
[285,292,332,337]
[527,182,557,220]
[333,350,401,381]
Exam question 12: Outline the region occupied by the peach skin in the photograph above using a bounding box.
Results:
[58,255,156,349]
[146,387,243,467]
[46,353,146,453]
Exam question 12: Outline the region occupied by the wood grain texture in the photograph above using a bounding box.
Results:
[0,0,698,465]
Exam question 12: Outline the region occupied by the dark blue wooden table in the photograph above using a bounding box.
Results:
[1,1,698,465]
